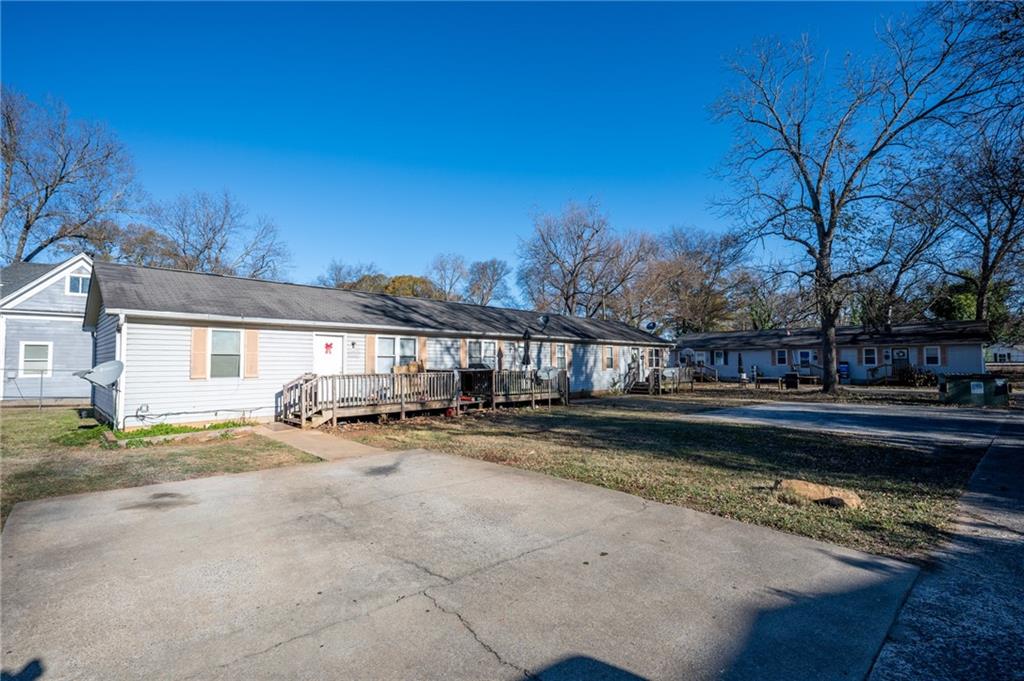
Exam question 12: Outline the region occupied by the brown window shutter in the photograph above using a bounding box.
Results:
[940,345,948,366]
[550,343,556,366]
[459,339,468,367]
[566,343,573,371]
[365,335,376,373]
[771,350,777,366]
[856,348,863,366]
[190,327,208,379]
[613,346,619,370]
[244,329,259,378]
[418,337,428,368]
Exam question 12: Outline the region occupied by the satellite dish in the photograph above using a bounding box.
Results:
[537,366,560,380]
[663,367,679,378]
[537,314,550,328]
[75,360,124,388]
[645,321,657,331]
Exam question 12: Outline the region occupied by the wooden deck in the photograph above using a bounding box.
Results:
[279,369,569,429]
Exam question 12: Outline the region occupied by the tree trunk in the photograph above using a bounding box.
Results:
[818,299,840,394]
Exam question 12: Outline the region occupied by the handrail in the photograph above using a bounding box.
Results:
[283,368,567,424]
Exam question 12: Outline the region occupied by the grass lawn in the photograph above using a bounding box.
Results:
[343,398,985,560]
[1,408,320,527]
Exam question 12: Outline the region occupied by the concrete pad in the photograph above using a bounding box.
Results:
[681,401,1009,448]
[2,450,916,680]
[868,420,1024,681]
[257,424,384,461]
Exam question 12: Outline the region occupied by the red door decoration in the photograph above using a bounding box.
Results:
[324,342,333,354]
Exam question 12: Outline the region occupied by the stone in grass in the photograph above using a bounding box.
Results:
[774,479,864,510]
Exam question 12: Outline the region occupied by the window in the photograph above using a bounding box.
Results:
[924,346,940,366]
[210,330,241,378]
[468,340,497,368]
[695,351,707,365]
[713,350,725,366]
[604,346,614,369]
[863,347,877,366]
[775,349,787,365]
[995,352,1010,363]
[555,344,566,370]
[376,336,417,373]
[19,342,52,377]
[67,274,90,295]
[797,350,812,366]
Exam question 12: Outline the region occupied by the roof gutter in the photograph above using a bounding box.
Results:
[104,308,672,346]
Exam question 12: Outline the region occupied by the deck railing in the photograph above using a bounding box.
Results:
[282,368,567,426]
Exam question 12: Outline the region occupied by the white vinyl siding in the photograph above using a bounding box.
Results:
[121,321,314,427]
[427,338,460,370]
[91,310,119,420]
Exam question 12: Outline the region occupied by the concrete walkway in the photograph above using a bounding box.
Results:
[2,450,916,681]
[257,424,384,462]
[868,418,1024,681]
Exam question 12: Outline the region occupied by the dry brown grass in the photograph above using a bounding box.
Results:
[342,398,984,560]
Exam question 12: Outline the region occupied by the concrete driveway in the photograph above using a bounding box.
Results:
[680,401,1010,448]
[2,450,916,681]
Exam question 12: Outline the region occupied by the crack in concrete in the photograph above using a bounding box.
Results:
[422,591,535,680]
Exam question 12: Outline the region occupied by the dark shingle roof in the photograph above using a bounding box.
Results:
[675,321,991,350]
[0,261,60,300]
[89,262,668,345]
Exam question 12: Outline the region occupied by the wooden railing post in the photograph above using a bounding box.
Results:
[400,374,406,419]
[490,369,496,409]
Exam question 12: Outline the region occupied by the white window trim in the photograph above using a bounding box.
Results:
[775,349,787,365]
[376,335,417,372]
[19,340,53,378]
[604,345,614,370]
[713,350,725,366]
[65,272,91,296]
[863,347,878,367]
[208,328,244,380]
[555,343,567,370]
[924,346,941,366]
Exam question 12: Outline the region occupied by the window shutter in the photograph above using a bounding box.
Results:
[244,329,259,378]
[459,339,468,368]
[190,328,208,380]
[857,348,863,366]
[723,350,729,366]
[613,346,619,370]
[418,337,428,368]
[365,335,376,373]
[771,350,777,366]
[940,345,948,366]
[566,343,573,371]
[550,344,556,366]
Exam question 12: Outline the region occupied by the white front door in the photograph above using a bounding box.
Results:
[313,334,345,375]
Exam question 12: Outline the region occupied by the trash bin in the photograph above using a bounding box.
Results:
[939,373,1010,406]
[784,372,800,390]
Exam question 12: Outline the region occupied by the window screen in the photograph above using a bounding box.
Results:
[399,337,417,366]
[211,330,241,377]
[22,344,50,375]
[68,275,90,294]
[468,340,482,365]
[605,346,614,369]
[377,337,396,373]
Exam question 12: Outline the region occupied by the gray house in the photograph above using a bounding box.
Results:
[1,253,94,403]
[83,262,670,428]
[674,321,990,384]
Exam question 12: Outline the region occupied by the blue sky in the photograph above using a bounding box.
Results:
[2,1,911,284]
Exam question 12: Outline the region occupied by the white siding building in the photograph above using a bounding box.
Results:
[84,262,669,429]
[674,321,990,384]
[1,254,94,403]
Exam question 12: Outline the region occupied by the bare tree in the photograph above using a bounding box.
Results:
[464,258,512,306]
[715,6,1016,392]
[316,260,382,289]
[937,128,1024,321]
[655,228,747,333]
[1,86,135,262]
[144,190,290,279]
[427,253,467,301]
[518,201,654,318]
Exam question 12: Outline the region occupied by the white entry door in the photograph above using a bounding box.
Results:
[313,334,345,375]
